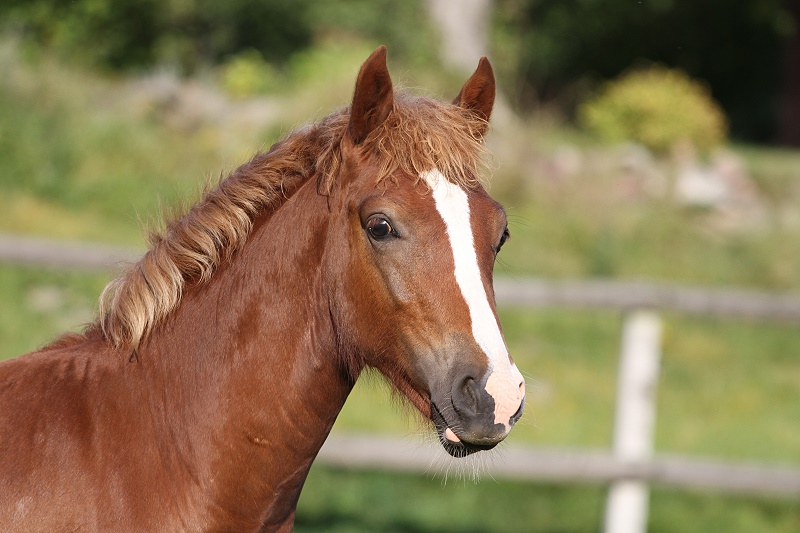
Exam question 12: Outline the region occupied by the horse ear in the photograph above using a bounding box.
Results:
[348,46,394,145]
[453,57,496,134]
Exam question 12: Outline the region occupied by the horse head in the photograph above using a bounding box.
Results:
[327,47,525,457]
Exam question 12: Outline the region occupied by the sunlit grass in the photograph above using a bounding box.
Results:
[0,265,108,358]
[296,466,800,533]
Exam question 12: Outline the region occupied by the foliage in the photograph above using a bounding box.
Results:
[492,0,793,141]
[0,0,433,73]
[286,39,380,87]
[219,49,282,98]
[577,66,727,153]
[0,0,312,71]
[304,0,438,68]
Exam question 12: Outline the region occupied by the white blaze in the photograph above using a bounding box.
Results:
[423,170,524,430]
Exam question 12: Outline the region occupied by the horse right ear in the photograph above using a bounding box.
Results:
[348,46,394,145]
[453,57,496,136]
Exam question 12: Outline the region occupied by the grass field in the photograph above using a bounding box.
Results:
[1,44,799,531]
[295,466,800,533]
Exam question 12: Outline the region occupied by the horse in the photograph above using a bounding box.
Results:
[0,46,525,532]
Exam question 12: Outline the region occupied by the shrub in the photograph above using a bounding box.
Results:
[219,50,282,98]
[578,67,727,153]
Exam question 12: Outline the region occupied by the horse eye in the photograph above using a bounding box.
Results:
[366,216,394,239]
[496,228,510,253]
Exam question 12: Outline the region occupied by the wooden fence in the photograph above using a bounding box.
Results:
[490,277,800,531]
[4,233,797,321]
[3,234,800,532]
[316,433,800,496]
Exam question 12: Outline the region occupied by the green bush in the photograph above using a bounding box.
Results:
[219,49,282,98]
[0,0,433,73]
[578,66,727,153]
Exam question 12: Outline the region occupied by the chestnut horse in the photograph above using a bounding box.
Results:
[0,47,524,531]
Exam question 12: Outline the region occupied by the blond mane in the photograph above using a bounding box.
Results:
[99,94,489,351]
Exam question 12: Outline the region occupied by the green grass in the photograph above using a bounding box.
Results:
[295,466,800,533]
[735,144,800,206]
[0,265,108,358]
[297,466,606,533]
[659,314,800,462]
[495,183,800,290]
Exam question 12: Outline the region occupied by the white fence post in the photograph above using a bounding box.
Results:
[604,310,663,533]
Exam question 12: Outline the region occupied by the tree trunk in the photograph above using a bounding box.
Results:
[426,0,491,73]
[779,1,800,146]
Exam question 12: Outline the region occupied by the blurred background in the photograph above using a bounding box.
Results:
[1,0,799,531]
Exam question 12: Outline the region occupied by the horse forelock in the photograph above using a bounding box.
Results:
[317,94,490,193]
[96,93,490,353]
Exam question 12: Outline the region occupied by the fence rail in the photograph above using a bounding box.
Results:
[0,234,141,270]
[494,278,800,322]
[3,233,800,504]
[4,233,799,320]
[319,434,800,497]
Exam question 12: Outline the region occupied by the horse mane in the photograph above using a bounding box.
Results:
[96,93,489,351]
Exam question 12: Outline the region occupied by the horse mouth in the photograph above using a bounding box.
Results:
[383,370,500,457]
[431,403,497,458]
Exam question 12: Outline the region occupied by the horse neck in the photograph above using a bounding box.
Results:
[137,179,354,527]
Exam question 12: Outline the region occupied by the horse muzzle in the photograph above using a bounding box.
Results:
[431,370,525,457]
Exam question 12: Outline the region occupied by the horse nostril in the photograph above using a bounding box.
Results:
[510,398,524,425]
[462,377,477,404]
[454,376,479,415]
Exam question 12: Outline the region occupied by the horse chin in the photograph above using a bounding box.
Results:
[437,431,498,458]
[431,402,497,458]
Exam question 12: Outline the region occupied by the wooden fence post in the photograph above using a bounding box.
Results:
[604,310,663,533]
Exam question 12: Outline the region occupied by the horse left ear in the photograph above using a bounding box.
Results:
[348,46,394,145]
[453,57,496,135]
